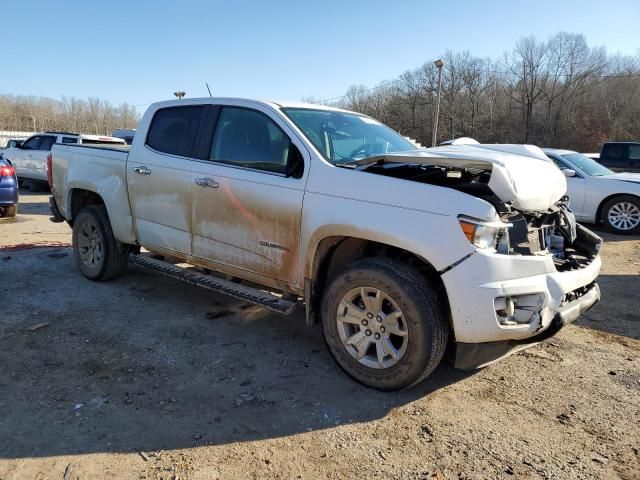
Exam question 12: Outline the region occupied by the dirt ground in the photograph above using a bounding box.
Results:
[0,192,639,480]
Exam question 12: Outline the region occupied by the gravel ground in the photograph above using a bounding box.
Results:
[0,191,638,480]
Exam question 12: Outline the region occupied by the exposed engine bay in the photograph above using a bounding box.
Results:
[362,162,602,271]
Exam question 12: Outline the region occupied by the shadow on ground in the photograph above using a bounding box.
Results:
[577,274,640,341]
[0,247,473,459]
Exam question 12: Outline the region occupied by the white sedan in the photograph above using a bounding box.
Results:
[543,148,640,234]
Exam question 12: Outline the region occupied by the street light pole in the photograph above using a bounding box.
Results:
[432,59,444,147]
[173,91,186,99]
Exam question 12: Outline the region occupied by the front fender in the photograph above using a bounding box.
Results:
[300,192,475,282]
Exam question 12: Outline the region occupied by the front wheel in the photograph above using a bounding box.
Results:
[72,205,129,281]
[321,258,448,390]
[601,195,640,234]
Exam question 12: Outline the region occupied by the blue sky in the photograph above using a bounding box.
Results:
[4,0,639,112]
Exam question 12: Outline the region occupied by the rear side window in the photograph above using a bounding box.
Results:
[146,106,204,157]
[629,145,640,160]
[210,107,291,174]
[602,144,624,159]
[39,136,56,151]
[62,137,77,144]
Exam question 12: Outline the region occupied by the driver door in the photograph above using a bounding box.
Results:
[190,104,307,286]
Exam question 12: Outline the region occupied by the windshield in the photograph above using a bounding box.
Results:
[282,108,416,164]
[562,152,613,176]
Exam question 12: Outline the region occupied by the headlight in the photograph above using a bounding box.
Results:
[458,216,510,250]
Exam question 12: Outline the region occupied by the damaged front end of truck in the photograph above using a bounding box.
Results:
[349,144,603,368]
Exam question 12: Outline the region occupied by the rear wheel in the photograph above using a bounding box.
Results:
[72,205,129,280]
[321,258,448,391]
[0,205,17,218]
[601,195,640,235]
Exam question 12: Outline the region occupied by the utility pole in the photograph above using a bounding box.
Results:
[432,59,444,147]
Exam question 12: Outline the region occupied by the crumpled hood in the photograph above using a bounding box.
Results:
[362,144,567,212]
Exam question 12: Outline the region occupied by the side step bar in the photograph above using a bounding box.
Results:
[129,253,297,315]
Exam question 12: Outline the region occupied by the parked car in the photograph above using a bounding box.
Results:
[596,142,640,172]
[48,98,602,390]
[543,149,640,234]
[2,131,126,189]
[0,158,18,218]
[112,128,136,145]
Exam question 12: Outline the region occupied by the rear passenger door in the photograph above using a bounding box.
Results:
[189,104,307,286]
[31,135,56,181]
[127,106,205,255]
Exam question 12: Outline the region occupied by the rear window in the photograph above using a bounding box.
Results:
[81,139,126,145]
[62,137,77,144]
[602,144,625,159]
[146,106,204,157]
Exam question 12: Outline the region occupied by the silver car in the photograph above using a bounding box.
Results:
[544,148,640,234]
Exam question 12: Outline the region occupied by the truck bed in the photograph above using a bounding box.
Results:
[50,143,134,243]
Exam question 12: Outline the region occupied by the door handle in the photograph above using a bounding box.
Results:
[195,177,219,188]
[134,166,151,175]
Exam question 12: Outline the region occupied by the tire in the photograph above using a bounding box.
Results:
[1,205,17,218]
[600,195,640,235]
[72,205,129,281]
[321,257,448,391]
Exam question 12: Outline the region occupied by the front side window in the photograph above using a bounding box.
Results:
[146,106,204,157]
[629,145,640,160]
[39,136,56,151]
[282,108,415,165]
[21,136,41,150]
[210,107,291,174]
[562,153,613,177]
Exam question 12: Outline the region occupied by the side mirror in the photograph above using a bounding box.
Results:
[286,144,304,178]
[562,169,577,177]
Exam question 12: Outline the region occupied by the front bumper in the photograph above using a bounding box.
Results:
[453,282,600,369]
[441,247,602,345]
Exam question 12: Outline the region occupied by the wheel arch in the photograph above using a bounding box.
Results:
[64,183,137,245]
[595,192,640,224]
[68,188,105,224]
[304,234,451,329]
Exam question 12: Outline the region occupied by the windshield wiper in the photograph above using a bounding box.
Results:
[336,156,387,170]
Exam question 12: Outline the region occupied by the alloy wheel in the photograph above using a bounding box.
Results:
[336,286,409,369]
[77,218,103,267]
[608,201,640,231]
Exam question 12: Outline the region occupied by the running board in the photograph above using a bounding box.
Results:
[129,254,297,315]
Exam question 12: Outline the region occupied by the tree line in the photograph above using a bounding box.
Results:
[0,95,139,135]
[311,33,640,152]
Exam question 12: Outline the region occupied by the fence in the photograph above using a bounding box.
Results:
[0,130,35,148]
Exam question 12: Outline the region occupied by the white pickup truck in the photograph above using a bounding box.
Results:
[49,98,602,390]
[3,131,126,188]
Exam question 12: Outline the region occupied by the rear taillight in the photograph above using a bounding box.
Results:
[47,153,53,187]
[0,165,15,178]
